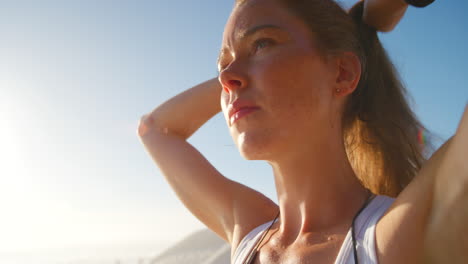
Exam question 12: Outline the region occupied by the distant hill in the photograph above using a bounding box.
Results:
[150,229,230,264]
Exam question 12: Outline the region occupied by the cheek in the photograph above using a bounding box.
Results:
[253,49,326,115]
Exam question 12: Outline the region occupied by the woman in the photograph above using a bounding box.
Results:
[138,0,467,263]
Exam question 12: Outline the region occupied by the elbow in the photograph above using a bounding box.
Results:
[137,114,158,138]
[363,16,399,32]
[137,114,184,139]
[362,2,408,33]
[377,22,398,33]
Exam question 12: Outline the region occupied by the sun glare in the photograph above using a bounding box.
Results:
[0,82,56,252]
[0,92,38,251]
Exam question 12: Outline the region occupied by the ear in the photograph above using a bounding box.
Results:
[333,52,361,97]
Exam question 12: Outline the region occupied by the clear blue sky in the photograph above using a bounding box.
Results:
[0,0,466,258]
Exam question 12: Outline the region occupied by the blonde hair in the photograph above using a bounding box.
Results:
[235,0,432,197]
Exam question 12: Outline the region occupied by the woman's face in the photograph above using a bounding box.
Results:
[218,0,339,160]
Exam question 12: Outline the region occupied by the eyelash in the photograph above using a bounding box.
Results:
[218,38,275,72]
[252,38,274,53]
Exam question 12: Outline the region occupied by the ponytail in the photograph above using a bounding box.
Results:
[343,1,431,196]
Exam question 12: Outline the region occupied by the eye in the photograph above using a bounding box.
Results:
[217,38,275,72]
[253,38,275,53]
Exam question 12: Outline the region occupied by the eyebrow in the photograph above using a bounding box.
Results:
[217,24,284,68]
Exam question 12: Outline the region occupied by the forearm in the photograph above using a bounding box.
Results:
[362,0,408,32]
[138,77,222,140]
[424,105,468,263]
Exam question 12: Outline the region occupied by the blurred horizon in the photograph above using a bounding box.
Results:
[0,0,467,262]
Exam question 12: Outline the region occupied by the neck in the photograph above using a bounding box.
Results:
[268,135,370,244]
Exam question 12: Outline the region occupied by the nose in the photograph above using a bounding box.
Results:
[218,62,247,94]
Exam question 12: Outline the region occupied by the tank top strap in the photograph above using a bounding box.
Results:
[232,220,277,264]
[334,195,395,264]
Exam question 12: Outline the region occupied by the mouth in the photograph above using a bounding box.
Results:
[230,107,260,126]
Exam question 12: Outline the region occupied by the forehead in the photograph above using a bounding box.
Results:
[221,0,312,50]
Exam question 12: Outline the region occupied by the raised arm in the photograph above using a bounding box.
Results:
[137,78,278,248]
[424,104,468,263]
[375,105,467,264]
[138,78,221,140]
[362,0,409,32]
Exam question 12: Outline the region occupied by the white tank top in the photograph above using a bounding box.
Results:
[232,195,395,264]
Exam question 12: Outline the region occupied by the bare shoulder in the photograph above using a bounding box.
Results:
[374,137,453,264]
[229,182,279,253]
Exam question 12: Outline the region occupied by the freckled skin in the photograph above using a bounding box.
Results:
[219,0,340,162]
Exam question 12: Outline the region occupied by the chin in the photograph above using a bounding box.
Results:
[235,131,274,161]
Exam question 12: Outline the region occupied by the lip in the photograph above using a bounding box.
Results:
[228,99,260,126]
[230,107,259,125]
